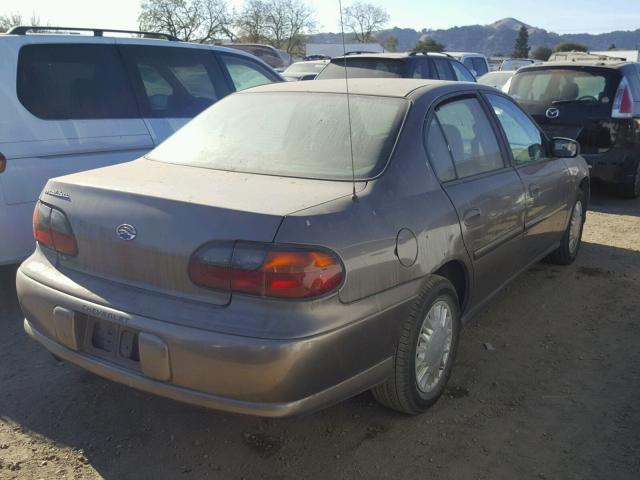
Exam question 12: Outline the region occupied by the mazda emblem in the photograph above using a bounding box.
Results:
[545,107,560,119]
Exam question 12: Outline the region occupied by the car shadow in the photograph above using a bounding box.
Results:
[589,182,640,217]
[0,240,638,479]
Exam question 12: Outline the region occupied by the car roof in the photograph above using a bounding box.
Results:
[244,78,479,98]
[331,52,449,61]
[446,52,485,57]
[518,60,632,71]
[0,32,268,62]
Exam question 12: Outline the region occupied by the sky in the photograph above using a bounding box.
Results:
[2,0,639,35]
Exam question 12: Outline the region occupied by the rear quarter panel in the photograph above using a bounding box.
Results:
[274,100,472,307]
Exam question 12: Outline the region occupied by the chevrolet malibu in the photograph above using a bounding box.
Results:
[17,79,589,417]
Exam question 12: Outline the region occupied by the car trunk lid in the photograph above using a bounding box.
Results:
[511,66,623,154]
[42,158,357,306]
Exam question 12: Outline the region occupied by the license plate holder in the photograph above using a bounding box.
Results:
[82,315,140,366]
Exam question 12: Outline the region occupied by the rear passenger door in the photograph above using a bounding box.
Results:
[424,95,527,305]
[485,93,572,258]
[118,43,231,144]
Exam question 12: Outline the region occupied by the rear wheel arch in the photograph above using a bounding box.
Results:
[432,260,469,312]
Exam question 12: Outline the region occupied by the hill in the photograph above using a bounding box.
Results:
[309,18,640,56]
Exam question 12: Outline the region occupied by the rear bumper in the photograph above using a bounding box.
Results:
[583,146,638,185]
[17,267,404,417]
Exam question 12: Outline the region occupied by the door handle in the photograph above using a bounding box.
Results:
[463,208,482,226]
[529,183,541,197]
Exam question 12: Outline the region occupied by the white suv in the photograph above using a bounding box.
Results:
[0,27,282,265]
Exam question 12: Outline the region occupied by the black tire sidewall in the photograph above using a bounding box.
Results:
[567,190,586,261]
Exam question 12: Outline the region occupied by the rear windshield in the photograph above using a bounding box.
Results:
[510,68,621,106]
[317,58,406,79]
[147,92,408,180]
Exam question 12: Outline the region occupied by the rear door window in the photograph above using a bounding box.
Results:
[451,61,476,82]
[218,54,279,91]
[472,57,488,77]
[433,58,455,81]
[17,44,138,120]
[410,59,433,79]
[120,45,226,118]
[424,117,457,182]
[434,97,504,178]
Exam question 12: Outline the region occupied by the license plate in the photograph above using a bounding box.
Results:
[86,317,140,362]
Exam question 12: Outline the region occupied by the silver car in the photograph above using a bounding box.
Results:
[17,79,589,417]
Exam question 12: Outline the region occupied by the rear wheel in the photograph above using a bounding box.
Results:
[547,189,585,265]
[620,161,640,199]
[372,276,460,415]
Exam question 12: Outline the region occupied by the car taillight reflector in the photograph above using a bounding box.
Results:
[189,242,344,299]
[613,77,635,118]
[33,202,78,256]
[0,152,6,173]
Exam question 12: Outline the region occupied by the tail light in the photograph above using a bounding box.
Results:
[189,241,344,299]
[612,77,635,119]
[33,202,78,256]
[0,152,6,173]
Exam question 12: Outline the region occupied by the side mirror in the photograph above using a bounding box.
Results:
[551,137,579,158]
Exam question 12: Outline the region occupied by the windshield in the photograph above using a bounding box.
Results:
[147,92,408,180]
[317,58,406,79]
[509,68,620,106]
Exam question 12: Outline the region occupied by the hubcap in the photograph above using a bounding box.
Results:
[415,300,453,394]
[568,200,583,254]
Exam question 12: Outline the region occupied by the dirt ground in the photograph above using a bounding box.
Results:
[0,186,638,480]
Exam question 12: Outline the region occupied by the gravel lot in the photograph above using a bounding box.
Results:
[1,186,639,480]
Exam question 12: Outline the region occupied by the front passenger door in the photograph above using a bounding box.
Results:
[485,93,573,259]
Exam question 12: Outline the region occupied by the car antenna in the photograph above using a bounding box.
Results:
[338,0,358,202]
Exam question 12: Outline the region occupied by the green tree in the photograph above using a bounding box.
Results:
[412,37,445,53]
[531,46,552,61]
[383,35,398,52]
[553,41,588,53]
[608,43,617,50]
[512,25,530,58]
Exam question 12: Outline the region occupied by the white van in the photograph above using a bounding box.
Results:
[446,52,490,77]
[0,27,282,265]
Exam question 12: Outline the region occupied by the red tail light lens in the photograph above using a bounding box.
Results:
[0,152,6,173]
[613,77,635,118]
[33,202,78,256]
[189,242,344,299]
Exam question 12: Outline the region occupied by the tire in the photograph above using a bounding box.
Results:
[372,275,460,415]
[620,161,640,199]
[547,189,586,265]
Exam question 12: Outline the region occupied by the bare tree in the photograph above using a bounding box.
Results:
[0,13,48,33]
[236,0,269,43]
[237,0,315,54]
[265,0,315,54]
[138,0,235,43]
[343,2,389,43]
[0,13,23,32]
